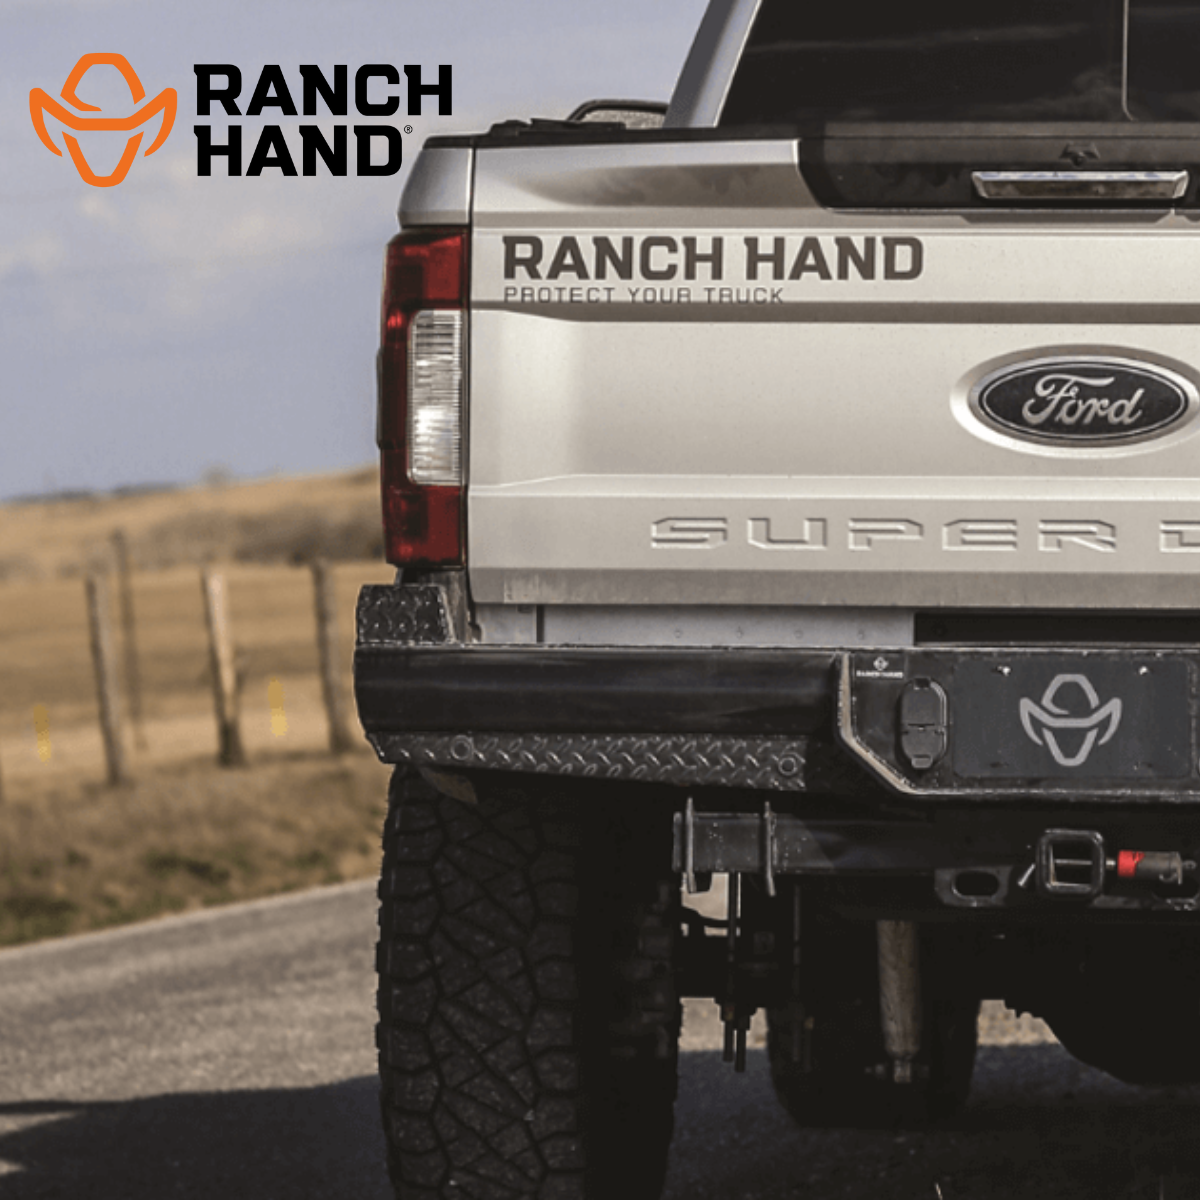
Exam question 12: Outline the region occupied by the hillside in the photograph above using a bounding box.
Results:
[0,465,384,582]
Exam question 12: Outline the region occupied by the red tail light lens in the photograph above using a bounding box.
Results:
[377,228,467,566]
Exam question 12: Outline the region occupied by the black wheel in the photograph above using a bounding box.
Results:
[766,900,978,1130]
[376,767,681,1199]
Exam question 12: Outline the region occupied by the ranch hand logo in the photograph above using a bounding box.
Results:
[1019,674,1123,768]
[30,53,176,187]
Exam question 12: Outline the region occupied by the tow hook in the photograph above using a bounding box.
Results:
[1029,829,1195,899]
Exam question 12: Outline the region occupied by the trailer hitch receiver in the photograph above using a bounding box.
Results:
[1036,828,1105,899]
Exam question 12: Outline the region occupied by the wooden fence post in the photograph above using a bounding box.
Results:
[111,529,146,750]
[86,570,132,786]
[310,559,354,755]
[201,567,246,768]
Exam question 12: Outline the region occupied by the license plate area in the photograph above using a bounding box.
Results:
[838,649,1198,799]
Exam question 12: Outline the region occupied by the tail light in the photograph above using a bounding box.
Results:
[377,228,467,566]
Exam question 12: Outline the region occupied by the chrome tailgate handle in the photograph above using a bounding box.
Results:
[972,170,1189,201]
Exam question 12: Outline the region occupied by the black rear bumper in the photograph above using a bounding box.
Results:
[354,583,1200,803]
[354,644,836,736]
[353,583,836,791]
[354,583,1200,913]
[354,642,831,793]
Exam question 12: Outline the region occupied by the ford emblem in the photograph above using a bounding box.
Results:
[970,356,1196,445]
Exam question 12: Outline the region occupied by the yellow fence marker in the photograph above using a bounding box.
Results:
[32,704,51,762]
[268,677,288,737]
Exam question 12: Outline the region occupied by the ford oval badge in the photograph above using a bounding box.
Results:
[970,356,1196,445]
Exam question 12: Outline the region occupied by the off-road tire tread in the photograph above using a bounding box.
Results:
[376,768,679,1199]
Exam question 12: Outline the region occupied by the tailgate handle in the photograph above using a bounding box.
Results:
[973,170,1188,202]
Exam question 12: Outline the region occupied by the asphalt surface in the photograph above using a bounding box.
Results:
[3,882,1200,1199]
[0,880,386,1198]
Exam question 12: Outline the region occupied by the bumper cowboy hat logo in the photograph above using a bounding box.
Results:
[30,53,177,187]
[1019,673,1123,768]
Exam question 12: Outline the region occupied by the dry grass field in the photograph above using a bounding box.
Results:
[0,465,385,582]
[0,467,399,945]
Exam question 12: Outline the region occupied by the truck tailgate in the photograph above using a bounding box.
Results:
[467,138,1200,609]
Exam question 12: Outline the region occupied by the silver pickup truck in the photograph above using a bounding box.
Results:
[354,2,1200,1195]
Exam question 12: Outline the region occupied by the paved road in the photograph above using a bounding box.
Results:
[3,882,1200,1199]
[0,881,387,1198]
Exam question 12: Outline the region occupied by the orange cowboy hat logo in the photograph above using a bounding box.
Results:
[30,53,177,187]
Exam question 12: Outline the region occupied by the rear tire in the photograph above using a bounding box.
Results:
[376,768,680,1199]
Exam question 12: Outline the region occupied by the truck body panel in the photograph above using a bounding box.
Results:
[465,139,1200,610]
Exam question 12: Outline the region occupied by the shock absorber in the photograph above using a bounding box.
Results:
[877,919,921,1084]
